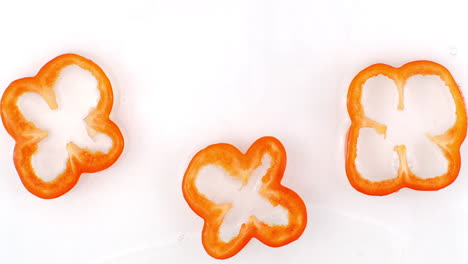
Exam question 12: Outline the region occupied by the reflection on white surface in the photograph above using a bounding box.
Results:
[18,65,113,182]
[358,75,453,180]
[195,154,288,242]
[93,207,407,264]
[2,0,468,263]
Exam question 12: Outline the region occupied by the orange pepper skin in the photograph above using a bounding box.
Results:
[183,137,307,259]
[346,61,467,196]
[1,54,124,199]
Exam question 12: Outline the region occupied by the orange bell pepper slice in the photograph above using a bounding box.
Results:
[1,54,124,199]
[182,136,307,259]
[346,61,467,195]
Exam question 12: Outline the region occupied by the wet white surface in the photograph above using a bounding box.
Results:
[0,0,468,263]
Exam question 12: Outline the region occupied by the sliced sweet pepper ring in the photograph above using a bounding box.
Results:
[1,53,124,199]
[182,136,307,259]
[346,61,467,195]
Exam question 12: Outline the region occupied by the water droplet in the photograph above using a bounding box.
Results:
[450,47,458,56]
[177,233,185,242]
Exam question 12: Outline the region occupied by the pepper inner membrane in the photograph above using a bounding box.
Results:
[18,65,113,182]
[355,74,455,181]
[195,154,289,242]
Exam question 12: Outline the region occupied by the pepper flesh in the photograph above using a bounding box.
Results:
[1,54,124,199]
[346,61,467,196]
[182,137,307,259]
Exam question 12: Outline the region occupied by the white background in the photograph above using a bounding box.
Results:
[0,0,468,263]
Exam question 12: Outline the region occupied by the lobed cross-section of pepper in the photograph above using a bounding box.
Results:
[0,54,124,199]
[346,61,467,196]
[182,137,307,259]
